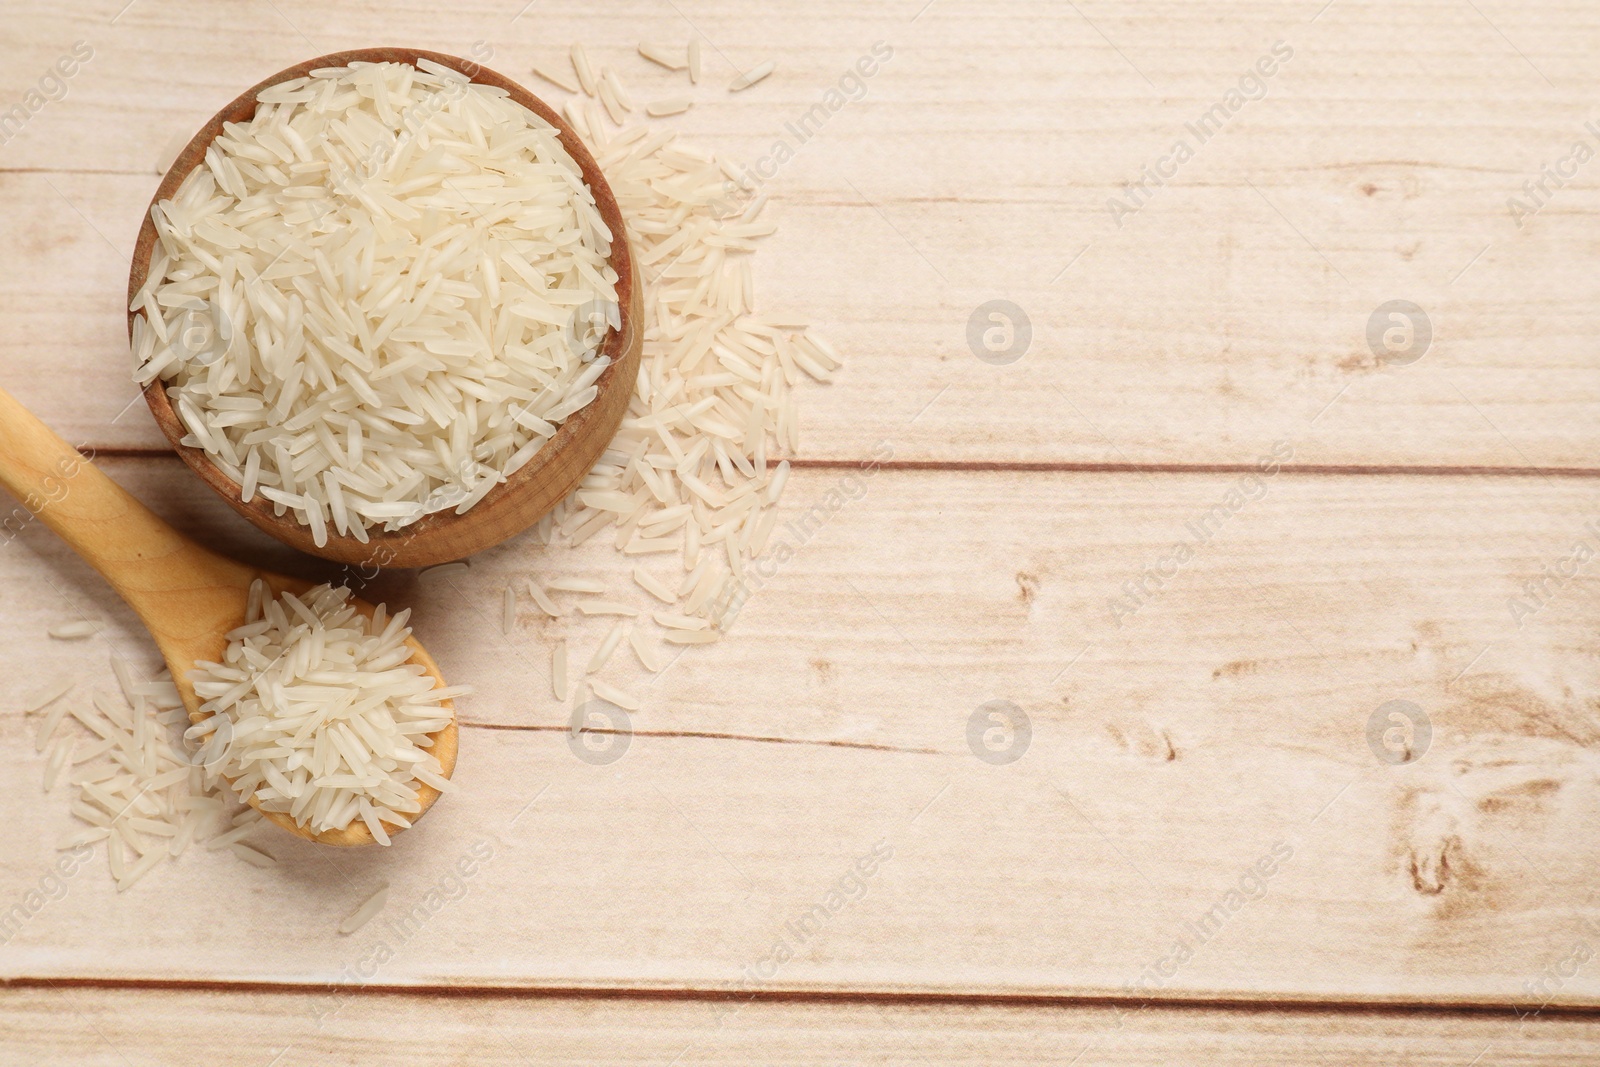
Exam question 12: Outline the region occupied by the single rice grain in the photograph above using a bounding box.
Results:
[578,600,642,616]
[729,61,775,91]
[638,42,687,71]
[553,640,569,700]
[629,629,667,672]
[646,97,693,118]
[49,620,105,640]
[24,676,73,713]
[548,577,607,594]
[231,843,277,868]
[339,884,390,934]
[527,580,563,617]
[632,567,678,604]
[664,630,721,645]
[571,43,597,95]
[591,679,642,711]
[532,60,579,93]
[587,620,627,673]
[653,612,709,631]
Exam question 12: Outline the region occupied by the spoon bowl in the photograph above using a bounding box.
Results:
[0,384,455,846]
[128,47,642,569]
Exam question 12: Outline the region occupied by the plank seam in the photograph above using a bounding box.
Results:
[463,722,942,755]
[0,977,1592,1019]
[69,449,1600,478]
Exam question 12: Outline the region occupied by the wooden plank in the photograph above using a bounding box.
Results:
[3,1,1600,464]
[6,0,1600,1048]
[3,459,1599,1004]
[4,986,1599,1066]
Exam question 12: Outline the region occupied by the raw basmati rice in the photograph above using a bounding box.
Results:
[509,59,841,692]
[598,76,628,126]
[231,842,277,867]
[646,98,693,118]
[185,581,464,841]
[653,612,708,631]
[629,627,666,672]
[531,60,579,93]
[527,579,562,617]
[339,883,390,934]
[547,577,606,594]
[206,820,262,850]
[663,630,721,645]
[39,650,261,889]
[48,620,105,640]
[571,44,597,96]
[24,676,73,713]
[577,600,641,616]
[766,459,790,504]
[587,619,626,673]
[602,67,634,112]
[729,62,775,91]
[34,700,71,752]
[42,736,73,791]
[590,679,641,711]
[120,846,167,891]
[637,43,687,71]
[632,567,677,603]
[131,60,620,545]
[552,639,569,700]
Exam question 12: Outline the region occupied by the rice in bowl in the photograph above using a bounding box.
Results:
[131,58,621,546]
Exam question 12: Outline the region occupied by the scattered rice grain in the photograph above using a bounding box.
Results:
[646,97,692,117]
[571,43,597,95]
[24,676,73,713]
[653,612,709,631]
[637,42,688,71]
[664,630,722,645]
[231,843,277,868]
[548,577,607,594]
[632,567,677,604]
[339,883,390,934]
[629,629,667,672]
[48,620,105,640]
[590,679,642,711]
[587,619,627,673]
[729,61,775,91]
[553,640,569,700]
[527,580,563,617]
[578,600,642,616]
[532,60,580,93]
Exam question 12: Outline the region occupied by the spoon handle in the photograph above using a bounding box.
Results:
[0,384,253,631]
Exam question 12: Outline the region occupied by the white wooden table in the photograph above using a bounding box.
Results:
[3,0,1599,1061]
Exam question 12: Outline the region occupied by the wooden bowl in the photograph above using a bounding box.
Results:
[127,47,641,569]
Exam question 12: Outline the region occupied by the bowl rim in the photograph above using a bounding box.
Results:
[127,46,639,568]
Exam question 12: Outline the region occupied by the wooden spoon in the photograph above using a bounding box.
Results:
[0,384,456,846]
[129,46,644,569]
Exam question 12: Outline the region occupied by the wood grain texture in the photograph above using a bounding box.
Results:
[3,1,1600,466]
[2,459,1598,1005]
[3,986,1598,1066]
[2,0,1598,1058]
